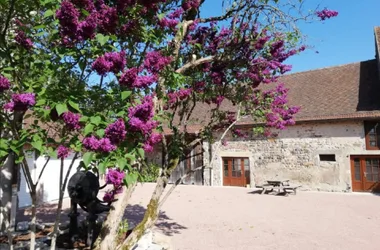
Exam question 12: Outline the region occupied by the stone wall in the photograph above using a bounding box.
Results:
[211,120,380,192]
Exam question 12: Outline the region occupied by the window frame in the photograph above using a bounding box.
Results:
[364,121,380,150]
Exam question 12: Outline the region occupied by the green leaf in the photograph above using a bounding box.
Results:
[117,158,127,170]
[121,91,132,101]
[48,150,58,159]
[137,148,145,159]
[68,100,81,113]
[0,149,8,158]
[124,174,133,187]
[44,9,54,18]
[84,124,94,136]
[79,116,89,122]
[96,34,108,46]
[15,156,25,164]
[98,162,106,174]
[56,103,68,116]
[96,129,105,138]
[125,153,136,162]
[83,152,94,168]
[90,116,101,125]
[116,111,125,116]
[31,141,43,152]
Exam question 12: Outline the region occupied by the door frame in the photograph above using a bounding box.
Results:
[350,155,380,192]
[222,157,250,187]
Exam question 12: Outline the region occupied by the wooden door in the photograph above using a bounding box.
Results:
[222,158,250,187]
[350,156,380,192]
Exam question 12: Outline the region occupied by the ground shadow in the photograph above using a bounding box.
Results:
[124,204,187,236]
[16,202,187,237]
[247,189,291,197]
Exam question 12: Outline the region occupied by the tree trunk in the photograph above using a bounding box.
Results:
[0,153,14,232]
[117,158,179,250]
[29,191,37,250]
[94,183,137,250]
[50,158,64,250]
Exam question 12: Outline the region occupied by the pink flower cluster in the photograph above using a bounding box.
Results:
[0,75,10,92]
[57,145,70,159]
[143,51,172,74]
[143,133,162,152]
[119,67,157,88]
[316,9,339,21]
[103,168,125,202]
[92,51,126,75]
[158,8,183,30]
[105,168,125,186]
[118,50,171,89]
[15,31,33,50]
[105,118,127,144]
[62,111,81,130]
[56,0,116,44]
[263,83,300,130]
[3,93,36,111]
[127,95,161,152]
[232,129,249,139]
[182,0,201,11]
[166,88,192,109]
[56,0,168,45]
[82,136,116,153]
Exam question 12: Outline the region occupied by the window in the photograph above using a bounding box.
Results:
[319,154,336,162]
[364,121,380,150]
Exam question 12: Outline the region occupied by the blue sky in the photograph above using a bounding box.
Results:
[201,0,380,73]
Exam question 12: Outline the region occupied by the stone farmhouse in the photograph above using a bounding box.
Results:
[3,27,380,215]
[148,27,380,193]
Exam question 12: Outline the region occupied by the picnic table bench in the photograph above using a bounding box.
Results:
[256,180,301,195]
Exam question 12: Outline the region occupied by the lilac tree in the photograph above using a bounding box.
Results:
[0,0,338,249]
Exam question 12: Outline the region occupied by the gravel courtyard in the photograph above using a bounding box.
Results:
[129,184,380,250]
[17,183,380,250]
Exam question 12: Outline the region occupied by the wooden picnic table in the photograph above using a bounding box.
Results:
[256,180,301,195]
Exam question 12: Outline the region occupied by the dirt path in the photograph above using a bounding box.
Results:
[17,184,380,250]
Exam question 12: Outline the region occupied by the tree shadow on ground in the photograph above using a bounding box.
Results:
[125,204,187,236]
[17,202,187,237]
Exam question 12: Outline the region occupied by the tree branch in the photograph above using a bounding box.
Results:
[175,56,214,74]
[1,0,16,44]
[35,156,51,187]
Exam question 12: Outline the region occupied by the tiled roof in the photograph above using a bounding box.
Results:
[174,59,380,135]
[265,59,380,122]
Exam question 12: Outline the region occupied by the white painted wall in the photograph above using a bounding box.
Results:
[18,151,81,208]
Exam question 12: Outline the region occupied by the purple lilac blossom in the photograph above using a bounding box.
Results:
[97,5,118,34]
[4,93,36,111]
[143,51,172,74]
[92,51,126,75]
[62,111,81,130]
[128,95,159,135]
[82,135,100,151]
[105,118,126,144]
[99,138,117,152]
[103,191,114,202]
[15,31,33,50]
[57,145,70,159]
[0,76,11,92]
[106,168,125,186]
[182,0,201,11]
[316,9,339,21]
[56,1,80,41]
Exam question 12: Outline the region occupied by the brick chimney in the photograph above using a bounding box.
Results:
[375,27,380,79]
